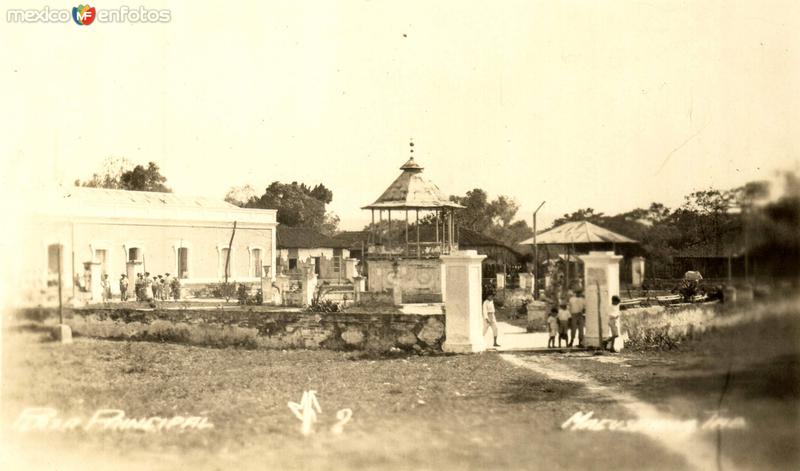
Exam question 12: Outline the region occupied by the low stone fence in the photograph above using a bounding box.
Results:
[14,306,446,354]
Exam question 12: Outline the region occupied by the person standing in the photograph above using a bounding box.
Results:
[119,274,129,301]
[604,295,622,352]
[568,290,586,347]
[134,273,144,301]
[170,275,181,301]
[547,308,558,348]
[163,273,172,301]
[482,292,500,348]
[557,304,571,348]
[100,274,111,303]
[143,272,154,302]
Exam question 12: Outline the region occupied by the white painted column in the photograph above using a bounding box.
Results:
[496,273,505,290]
[439,260,447,303]
[631,256,645,288]
[343,258,358,281]
[88,262,103,303]
[441,250,487,353]
[579,251,622,347]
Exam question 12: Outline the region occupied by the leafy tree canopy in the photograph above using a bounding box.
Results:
[75,157,171,192]
[227,181,339,236]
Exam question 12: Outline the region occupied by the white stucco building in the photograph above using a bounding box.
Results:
[20,187,277,304]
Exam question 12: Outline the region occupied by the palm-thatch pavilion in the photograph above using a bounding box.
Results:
[361,144,463,302]
[519,220,640,294]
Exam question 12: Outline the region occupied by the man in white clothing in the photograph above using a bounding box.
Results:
[483,292,500,348]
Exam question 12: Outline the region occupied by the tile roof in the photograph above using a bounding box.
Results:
[458,227,524,256]
[332,231,370,249]
[362,158,463,210]
[277,226,350,249]
[518,220,638,245]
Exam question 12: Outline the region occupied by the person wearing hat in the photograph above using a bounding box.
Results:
[482,292,500,348]
[119,274,129,301]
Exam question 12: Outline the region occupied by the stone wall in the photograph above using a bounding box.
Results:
[21,307,446,353]
[367,258,442,303]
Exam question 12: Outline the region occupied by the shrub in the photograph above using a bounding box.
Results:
[306,299,340,313]
[236,284,263,305]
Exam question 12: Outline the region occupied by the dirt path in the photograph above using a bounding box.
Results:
[501,353,737,471]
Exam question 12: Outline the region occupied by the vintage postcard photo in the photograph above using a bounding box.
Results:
[1,1,798,470]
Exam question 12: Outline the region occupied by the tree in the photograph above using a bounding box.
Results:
[118,162,171,192]
[224,185,258,206]
[74,156,132,189]
[551,208,605,227]
[448,189,532,246]
[76,158,171,192]
[230,181,339,235]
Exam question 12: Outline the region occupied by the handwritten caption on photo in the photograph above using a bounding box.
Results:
[13,408,214,433]
[561,410,747,434]
[288,390,352,436]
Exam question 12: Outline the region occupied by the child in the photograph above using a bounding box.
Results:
[557,304,571,348]
[547,307,558,348]
[604,295,622,352]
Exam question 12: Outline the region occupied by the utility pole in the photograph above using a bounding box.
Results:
[532,201,546,299]
[57,244,63,325]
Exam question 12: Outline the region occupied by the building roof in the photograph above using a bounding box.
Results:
[458,227,524,257]
[518,220,638,245]
[332,230,370,249]
[362,157,464,210]
[37,186,277,227]
[277,226,350,249]
[63,187,238,210]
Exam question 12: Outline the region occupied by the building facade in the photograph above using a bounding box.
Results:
[21,187,277,304]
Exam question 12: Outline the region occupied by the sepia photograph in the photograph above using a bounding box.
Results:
[1,1,798,470]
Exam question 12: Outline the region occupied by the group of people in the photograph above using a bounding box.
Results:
[99,272,181,303]
[546,290,620,352]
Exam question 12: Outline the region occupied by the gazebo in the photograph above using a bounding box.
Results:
[362,145,463,259]
[519,220,639,292]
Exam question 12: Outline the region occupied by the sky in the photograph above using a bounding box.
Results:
[2,0,799,230]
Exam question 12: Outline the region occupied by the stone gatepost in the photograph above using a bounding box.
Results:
[441,250,487,353]
[579,251,622,347]
[302,268,318,307]
[519,273,534,295]
[440,262,447,303]
[352,275,364,302]
[88,262,103,302]
[344,258,358,281]
[631,256,645,288]
[496,273,505,290]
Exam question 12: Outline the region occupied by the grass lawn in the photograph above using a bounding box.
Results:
[2,326,687,471]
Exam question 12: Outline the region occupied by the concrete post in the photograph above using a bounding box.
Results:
[440,262,447,303]
[303,269,318,307]
[441,250,487,353]
[579,251,622,348]
[496,273,505,290]
[343,258,358,281]
[519,273,534,294]
[631,256,645,288]
[88,262,102,303]
[352,275,364,302]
